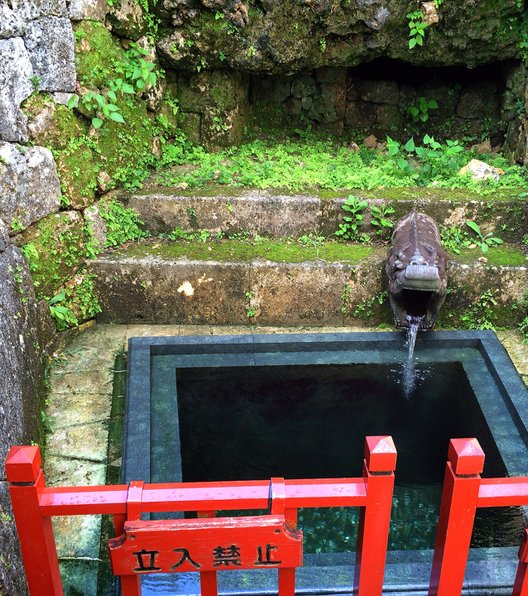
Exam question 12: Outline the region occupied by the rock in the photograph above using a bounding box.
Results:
[456,83,498,120]
[345,101,375,127]
[284,96,302,115]
[254,76,291,103]
[0,219,8,253]
[421,1,439,25]
[108,0,147,39]
[27,101,56,141]
[0,244,46,596]
[0,38,33,142]
[363,134,378,149]
[83,204,107,251]
[360,80,399,104]
[0,142,61,230]
[24,17,75,92]
[314,67,347,85]
[69,0,109,21]
[470,140,492,155]
[459,159,502,181]
[52,92,75,105]
[0,0,68,38]
[291,75,317,99]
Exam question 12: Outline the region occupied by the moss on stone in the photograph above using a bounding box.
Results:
[55,139,99,209]
[19,212,88,299]
[74,21,127,88]
[453,245,527,267]
[113,238,375,263]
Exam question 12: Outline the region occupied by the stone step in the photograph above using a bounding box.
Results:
[123,187,528,243]
[89,240,527,327]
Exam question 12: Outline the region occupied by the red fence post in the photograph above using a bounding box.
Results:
[513,529,528,596]
[5,446,63,596]
[429,438,484,596]
[354,435,397,596]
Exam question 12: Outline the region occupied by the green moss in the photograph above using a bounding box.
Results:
[74,21,127,87]
[114,238,375,263]
[93,96,153,188]
[55,139,99,208]
[21,213,88,299]
[453,245,527,267]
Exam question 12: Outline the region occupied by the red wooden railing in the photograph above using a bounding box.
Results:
[7,436,528,595]
[429,438,528,596]
[5,435,397,596]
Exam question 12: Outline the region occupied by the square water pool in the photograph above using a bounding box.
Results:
[123,330,528,594]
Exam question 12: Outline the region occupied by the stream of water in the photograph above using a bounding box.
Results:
[402,316,424,398]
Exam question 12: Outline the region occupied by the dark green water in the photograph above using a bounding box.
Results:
[175,362,525,552]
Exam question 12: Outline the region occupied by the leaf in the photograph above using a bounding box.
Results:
[106,104,119,112]
[92,117,104,129]
[67,94,79,109]
[122,82,135,94]
[107,90,117,102]
[481,242,488,253]
[49,290,66,305]
[404,137,415,152]
[409,38,417,49]
[429,99,438,109]
[466,221,481,235]
[108,112,125,123]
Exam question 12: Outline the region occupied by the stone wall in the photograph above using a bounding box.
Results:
[251,63,511,142]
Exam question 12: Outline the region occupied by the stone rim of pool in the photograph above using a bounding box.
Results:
[124,330,528,594]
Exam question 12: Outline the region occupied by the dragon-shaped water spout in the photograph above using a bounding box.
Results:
[386,210,448,330]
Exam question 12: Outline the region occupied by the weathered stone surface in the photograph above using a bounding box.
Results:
[0,38,33,142]
[84,203,108,251]
[251,262,352,325]
[24,17,75,92]
[0,218,8,253]
[126,190,322,236]
[459,159,502,182]
[0,482,28,596]
[0,142,61,230]
[0,245,43,467]
[69,0,109,20]
[16,211,86,298]
[156,1,523,73]
[108,0,147,39]
[90,256,251,324]
[0,0,67,38]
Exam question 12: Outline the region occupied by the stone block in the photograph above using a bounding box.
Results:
[24,17,75,93]
[45,422,109,462]
[291,75,317,98]
[69,0,109,21]
[16,210,85,298]
[47,392,111,428]
[251,262,350,325]
[0,142,61,230]
[0,246,43,467]
[90,257,251,324]
[345,100,376,127]
[360,80,399,104]
[0,38,33,142]
[457,82,498,119]
[108,0,147,39]
[0,482,28,596]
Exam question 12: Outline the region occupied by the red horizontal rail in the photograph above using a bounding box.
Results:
[477,477,528,507]
[38,478,367,517]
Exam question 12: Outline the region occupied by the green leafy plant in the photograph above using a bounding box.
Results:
[98,199,148,248]
[21,243,40,271]
[335,196,369,241]
[67,91,125,129]
[440,226,470,255]
[10,218,24,232]
[370,204,395,240]
[407,10,428,49]
[245,290,257,319]
[48,290,78,331]
[460,290,497,330]
[408,97,438,123]
[466,221,503,253]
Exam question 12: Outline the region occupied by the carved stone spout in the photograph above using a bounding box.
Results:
[386,210,448,330]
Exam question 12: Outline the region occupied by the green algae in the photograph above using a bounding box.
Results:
[453,245,527,267]
[113,238,375,264]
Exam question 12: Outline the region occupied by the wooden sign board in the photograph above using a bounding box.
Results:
[109,515,303,575]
